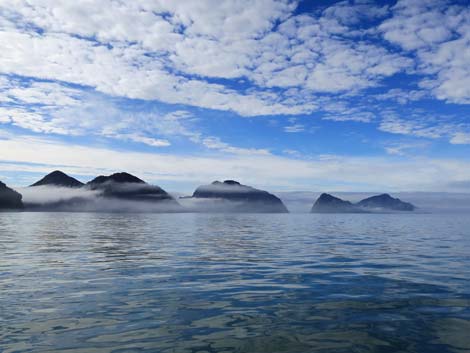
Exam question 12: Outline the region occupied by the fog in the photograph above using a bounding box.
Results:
[19,186,100,205]
[195,182,259,194]
[13,186,470,214]
[178,196,284,213]
[18,186,182,212]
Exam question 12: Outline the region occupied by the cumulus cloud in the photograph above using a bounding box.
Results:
[375,88,428,105]
[0,0,469,190]
[0,0,423,118]
[380,0,470,104]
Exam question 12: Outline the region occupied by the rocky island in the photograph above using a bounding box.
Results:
[22,171,181,212]
[311,193,364,213]
[357,194,415,211]
[86,172,178,205]
[2,171,418,214]
[311,193,415,213]
[190,180,288,213]
[0,181,23,210]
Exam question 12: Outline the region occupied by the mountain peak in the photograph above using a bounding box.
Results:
[311,193,358,213]
[211,180,242,186]
[223,180,241,185]
[87,172,145,185]
[31,170,84,188]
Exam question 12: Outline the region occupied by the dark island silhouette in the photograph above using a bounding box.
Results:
[2,171,418,214]
[311,193,415,213]
[311,193,365,213]
[24,171,180,211]
[0,181,23,210]
[30,170,84,188]
[86,172,177,203]
[357,194,415,211]
[190,180,289,213]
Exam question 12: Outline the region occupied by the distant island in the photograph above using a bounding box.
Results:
[189,180,289,213]
[22,171,181,212]
[1,171,416,213]
[311,193,415,213]
[86,172,177,203]
[310,193,365,213]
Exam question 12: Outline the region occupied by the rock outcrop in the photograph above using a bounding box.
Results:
[191,180,288,213]
[0,181,23,210]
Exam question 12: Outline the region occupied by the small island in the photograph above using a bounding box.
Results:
[311,193,365,213]
[311,193,415,213]
[86,172,179,204]
[190,180,289,213]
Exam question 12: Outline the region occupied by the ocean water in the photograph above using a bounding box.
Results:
[1,212,469,353]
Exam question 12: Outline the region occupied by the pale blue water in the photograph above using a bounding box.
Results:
[1,212,469,353]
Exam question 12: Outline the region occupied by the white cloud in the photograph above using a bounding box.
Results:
[0,0,420,118]
[2,132,470,191]
[384,141,430,156]
[378,111,470,144]
[321,101,376,122]
[283,118,305,133]
[450,132,470,145]
[379,114,444,139]
[380,0,470,104]
[322,0,389,26]
[0,78,277,154]
[201,136,270,156]
[0,0,468,172]
[375,88,428,104]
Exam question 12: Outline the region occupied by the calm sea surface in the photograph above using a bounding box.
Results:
[1,212,469,353]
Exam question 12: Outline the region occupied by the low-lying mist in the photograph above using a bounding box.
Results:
[15,186,470,213]
[18,186,182,213]
[178,197,285,213]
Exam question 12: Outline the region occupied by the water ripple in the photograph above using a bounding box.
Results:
[1,212,469,352]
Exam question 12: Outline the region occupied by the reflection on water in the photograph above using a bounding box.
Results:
[1,213,469,352]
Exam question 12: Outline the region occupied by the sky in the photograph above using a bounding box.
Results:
[0,0,469,193]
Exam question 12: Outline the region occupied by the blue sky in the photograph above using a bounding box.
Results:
[0,0,469,193]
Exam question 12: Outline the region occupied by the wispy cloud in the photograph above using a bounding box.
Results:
[283,118,305,133]
[379,111,470,144]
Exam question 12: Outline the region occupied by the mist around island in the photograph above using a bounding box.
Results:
[3,170,469,214]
